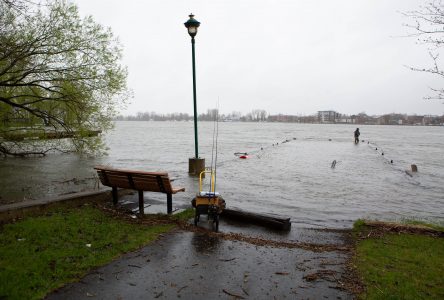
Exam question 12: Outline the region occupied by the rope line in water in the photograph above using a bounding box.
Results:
[363,139,420,182]
[214,135,414,180]
[365,140,393,164]
[219,136,342,166]
[216,137,298,167]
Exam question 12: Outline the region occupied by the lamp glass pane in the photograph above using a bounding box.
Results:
[188,27,197,34]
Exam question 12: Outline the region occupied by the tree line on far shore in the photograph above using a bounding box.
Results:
[115,110,444,126]
[116,109,267,122]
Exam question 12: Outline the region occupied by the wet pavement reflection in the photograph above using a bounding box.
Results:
[47,230,353,300]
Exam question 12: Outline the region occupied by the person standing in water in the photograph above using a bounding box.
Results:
[354,128,360,144]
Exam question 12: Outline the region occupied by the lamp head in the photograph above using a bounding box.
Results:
[184,14,200,37]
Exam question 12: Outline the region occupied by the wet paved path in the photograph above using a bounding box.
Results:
[47,225,353,300]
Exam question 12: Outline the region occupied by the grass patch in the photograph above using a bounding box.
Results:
[353,221,444,299]
[353,219,366,231]
[171,208,194,221]
[0,205,174,300]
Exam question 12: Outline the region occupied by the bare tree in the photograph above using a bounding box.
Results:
[404,0,444,101]
[259,110,268,121]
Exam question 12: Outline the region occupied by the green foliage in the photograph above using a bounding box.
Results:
[354,231,444,299]
[0,206,173,299]
[0,0,130,156]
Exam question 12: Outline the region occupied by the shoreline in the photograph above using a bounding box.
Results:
[1,192,442,299]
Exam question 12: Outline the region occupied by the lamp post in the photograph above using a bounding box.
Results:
[185,14,205,175]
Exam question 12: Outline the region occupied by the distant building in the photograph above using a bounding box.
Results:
[318,111,339,123]
[337,117,353,124]
[352,113,376,125]
[406,115,425,126]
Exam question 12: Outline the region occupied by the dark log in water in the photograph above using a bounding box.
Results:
[222,208,291,231]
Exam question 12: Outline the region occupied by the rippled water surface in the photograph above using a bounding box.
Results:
[1,121,443,228]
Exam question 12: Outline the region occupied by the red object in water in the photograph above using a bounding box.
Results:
[239,155,248,159]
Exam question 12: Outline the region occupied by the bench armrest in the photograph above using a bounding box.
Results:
[172,187,185,194]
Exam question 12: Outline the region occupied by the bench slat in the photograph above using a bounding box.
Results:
[95,165,168,176]
[95,166,184,195]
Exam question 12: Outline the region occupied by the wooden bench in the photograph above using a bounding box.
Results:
[94,166,185,214]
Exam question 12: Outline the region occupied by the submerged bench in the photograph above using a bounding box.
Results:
[94,166,185,214]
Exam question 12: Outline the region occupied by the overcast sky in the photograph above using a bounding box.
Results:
[74,0,443,116]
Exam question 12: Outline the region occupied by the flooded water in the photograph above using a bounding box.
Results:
[1,121,443,228]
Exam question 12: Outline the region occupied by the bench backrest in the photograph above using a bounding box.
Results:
[95,166,174,194]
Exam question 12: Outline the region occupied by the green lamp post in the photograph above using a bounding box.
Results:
[185,14,205,175]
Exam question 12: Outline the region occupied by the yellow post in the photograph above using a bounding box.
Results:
[199,170,215,193]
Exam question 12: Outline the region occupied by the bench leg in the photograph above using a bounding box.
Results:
[112,187,118,205]
[167,193,172,214]
[138,190,144,215]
